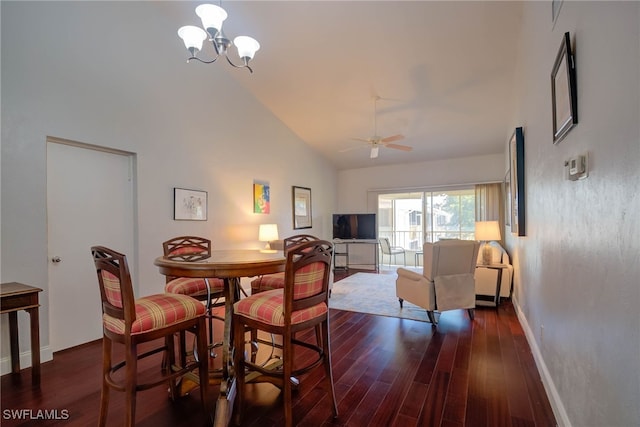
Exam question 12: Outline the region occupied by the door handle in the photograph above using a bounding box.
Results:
[51,256,62,263]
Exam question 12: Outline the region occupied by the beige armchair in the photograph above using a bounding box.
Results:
[395,240,480,324]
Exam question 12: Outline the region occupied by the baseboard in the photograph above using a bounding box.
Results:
[0,346,54,376]
[512,296,571,427]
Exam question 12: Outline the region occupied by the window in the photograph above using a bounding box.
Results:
[378,188,476,249]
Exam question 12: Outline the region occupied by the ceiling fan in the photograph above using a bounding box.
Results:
[341,96,413,159]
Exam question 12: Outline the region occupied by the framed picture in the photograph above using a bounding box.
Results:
[503,170,511,227]
[292,186,312,229]
[253,180,270,214]
[174,188,207,221]
[551,32,578,144]
[509,127,525,236]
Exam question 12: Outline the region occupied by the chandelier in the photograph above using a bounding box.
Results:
[177,3,260,73]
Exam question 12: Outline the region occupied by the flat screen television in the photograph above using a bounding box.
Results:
[332,213,377,240]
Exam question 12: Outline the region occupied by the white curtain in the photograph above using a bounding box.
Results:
[475,183,504,246]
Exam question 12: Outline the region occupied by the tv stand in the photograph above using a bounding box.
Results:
[332,239,379,272]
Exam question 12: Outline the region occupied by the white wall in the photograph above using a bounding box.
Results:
[337,153,505,212]
[1,2,336,366]
[507,2,640,427]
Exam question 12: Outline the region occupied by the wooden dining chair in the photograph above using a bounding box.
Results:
[249,234,319,294]
[163,236,226,362]
[233,240,337,427]
[163,236,225,300]
[91,246,209,427]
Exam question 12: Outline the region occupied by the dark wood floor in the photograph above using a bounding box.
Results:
[1,270,556,427]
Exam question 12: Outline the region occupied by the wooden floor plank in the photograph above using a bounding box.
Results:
[1,271,557,427]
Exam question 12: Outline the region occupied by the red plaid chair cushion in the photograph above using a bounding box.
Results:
[292,262,325,300]
[169,246,204,256]
[250,272,285,293]
[103,293,206,335]
[234,289,327,326]
[165,277,224,297]
[101,270,123,308]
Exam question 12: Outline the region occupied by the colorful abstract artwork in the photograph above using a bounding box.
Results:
[253,180,270,214]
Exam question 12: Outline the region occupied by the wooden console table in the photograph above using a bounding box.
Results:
[0,282,43,386]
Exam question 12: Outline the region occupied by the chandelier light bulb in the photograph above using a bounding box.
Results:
[195,4,228,36]
[177,25,207,53]
[234,36,260,60]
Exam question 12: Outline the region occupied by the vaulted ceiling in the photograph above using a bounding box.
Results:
[202,1,524,170]
[93,1,524,171]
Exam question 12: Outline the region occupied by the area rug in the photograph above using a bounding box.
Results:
[329,271,430,322]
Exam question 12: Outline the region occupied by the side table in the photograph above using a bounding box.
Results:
[0,282,43,386]
[474,264,507,308]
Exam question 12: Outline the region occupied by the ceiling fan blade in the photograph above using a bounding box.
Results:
[351,137,373,143]
[381,134,405,143]
[385,143,413,152]
[339,145,369,153]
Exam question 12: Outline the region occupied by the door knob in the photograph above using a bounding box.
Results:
[51,256,62,263]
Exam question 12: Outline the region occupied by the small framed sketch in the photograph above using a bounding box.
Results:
[292,186,312,229]
[174,188,207,221]
[551,32,578,144]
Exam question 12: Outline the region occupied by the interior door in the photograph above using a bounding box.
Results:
[47,139,135,352]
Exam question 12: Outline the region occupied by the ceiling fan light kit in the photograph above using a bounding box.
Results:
[178,3,260,73]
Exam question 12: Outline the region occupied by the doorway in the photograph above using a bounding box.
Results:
[47,138,136,352]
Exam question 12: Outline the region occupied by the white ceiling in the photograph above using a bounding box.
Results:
[170,1,524,170]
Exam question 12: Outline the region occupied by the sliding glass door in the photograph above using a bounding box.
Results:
[378,188,475,249]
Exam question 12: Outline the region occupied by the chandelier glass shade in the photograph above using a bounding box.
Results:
[178,3,260,73]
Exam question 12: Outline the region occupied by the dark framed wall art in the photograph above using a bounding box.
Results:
[292,186,312,229]
[509,127,525,236]
[551,31,578,144]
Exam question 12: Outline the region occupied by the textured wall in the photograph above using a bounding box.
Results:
[508,2,640,426]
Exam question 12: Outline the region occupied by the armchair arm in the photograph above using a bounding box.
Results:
[396,267,435,310]
[396,267,424,281]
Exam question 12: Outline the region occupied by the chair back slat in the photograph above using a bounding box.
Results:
[91,246,136,325]
[284,234,319,254]
[379,237,391,254]
[163,236,211,262]
[283,240,333,316]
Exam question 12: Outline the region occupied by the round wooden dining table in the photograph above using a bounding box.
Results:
[154,249,286,427]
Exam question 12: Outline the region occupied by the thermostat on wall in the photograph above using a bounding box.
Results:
[566,153,588,181]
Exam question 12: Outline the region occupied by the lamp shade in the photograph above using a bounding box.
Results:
[195,4,228,34]
[259,224,279,242]
[475,221,501,241]
[234,36,260,60]
[177,25,208,52]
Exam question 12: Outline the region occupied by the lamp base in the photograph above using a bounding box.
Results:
[260,243,277,253]
[481,242,493,265]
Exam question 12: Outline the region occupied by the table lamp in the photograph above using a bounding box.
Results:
[475,221,501,265]
[259,223,279,253]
